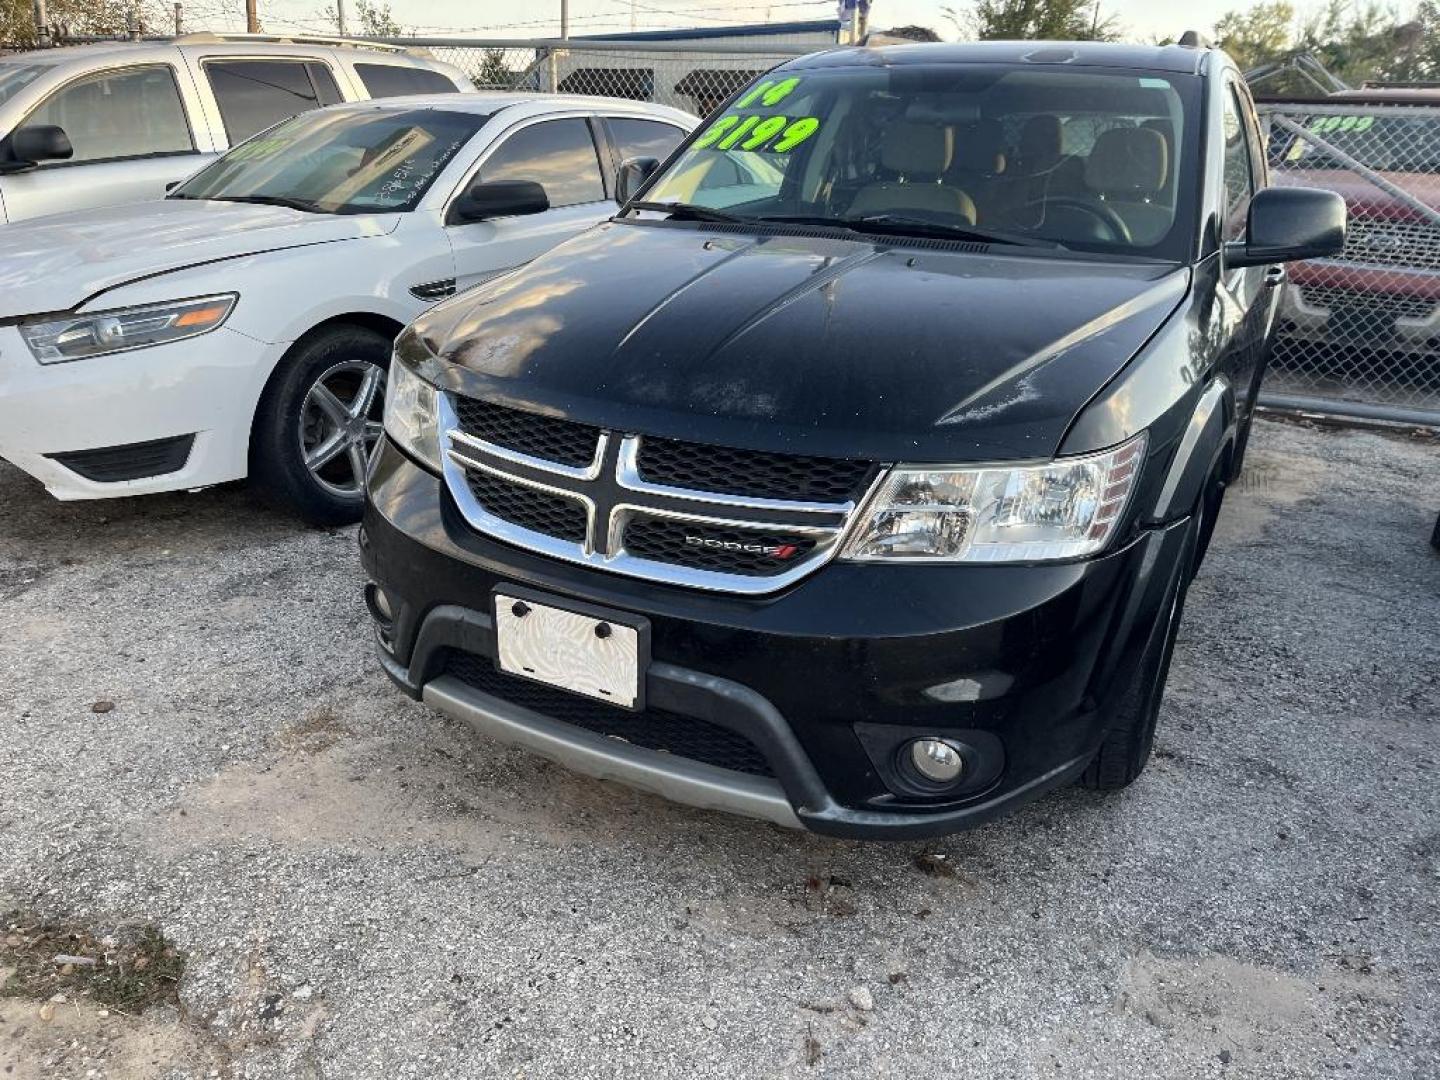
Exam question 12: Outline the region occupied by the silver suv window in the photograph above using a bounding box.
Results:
[206,60,341,143]
[22,65,193,163]
[354,64,459,98]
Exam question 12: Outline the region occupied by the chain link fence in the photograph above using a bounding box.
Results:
[1259,100,1440,425]
[376,37,812,116]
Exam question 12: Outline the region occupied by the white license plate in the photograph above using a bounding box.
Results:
[493,592,644,709]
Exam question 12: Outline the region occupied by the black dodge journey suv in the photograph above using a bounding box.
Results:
[361,40,1345,838]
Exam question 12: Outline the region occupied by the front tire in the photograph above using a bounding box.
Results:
[1078,499,1204,791]
[251,325,390,526]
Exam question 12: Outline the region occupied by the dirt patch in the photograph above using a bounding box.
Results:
[0,992,223,1080]
[154,740,509,861]
[1211,449,1326,544]
[272,704,353,755]
[1109,949,1399,1071]
[0,914,222,1079]
[1,912,184,1013]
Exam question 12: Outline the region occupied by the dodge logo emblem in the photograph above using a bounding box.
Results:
[684,535,803,560]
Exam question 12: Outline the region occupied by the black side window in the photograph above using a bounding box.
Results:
[1222,84,1257,242]
[309,63,343,106]
[206,60,331,143]
[477,118,605,208]
[23,65,193,162]
[355,63,459,98]
[608,117,684,164]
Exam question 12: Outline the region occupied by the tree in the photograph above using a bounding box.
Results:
[944,0,1118,41]
[319,0,404,37]
[881,24,942,41]
[474,49,515,90]
[1214,1,1295,71]
[3,0,169,44]
[1214,0,1439,91]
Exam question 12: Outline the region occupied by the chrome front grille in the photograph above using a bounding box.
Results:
[439,395,877,594]
[1339,217,1440,271]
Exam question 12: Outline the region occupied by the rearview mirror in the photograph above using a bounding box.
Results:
[11,124,73,165]
[447,180,549,225]
[1224,186,1347,267]
[615,156,659,205]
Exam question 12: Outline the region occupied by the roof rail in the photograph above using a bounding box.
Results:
[1177,29,1211,47]
[172,31,414,54]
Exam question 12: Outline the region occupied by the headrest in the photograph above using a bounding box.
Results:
[1086,127,1168,194]
[951,119,1006,174]
[1018,115,1062,170]
[1142,117,1176,155]
[881,122,953,176]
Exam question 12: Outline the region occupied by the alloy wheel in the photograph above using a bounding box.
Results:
[298,359,386,499]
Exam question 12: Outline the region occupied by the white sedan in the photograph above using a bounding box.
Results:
[0,93,695,522]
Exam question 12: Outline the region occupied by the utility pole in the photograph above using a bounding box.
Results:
[336,0,346,36]
[548,0,568,93]
[245,0,258,32]
[32,0,50,47]
[174,2,183,34]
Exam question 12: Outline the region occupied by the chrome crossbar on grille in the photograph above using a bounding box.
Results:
[438,395,876,594]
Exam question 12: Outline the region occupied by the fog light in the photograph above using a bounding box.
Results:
[908,739,965,784]
[364,582,394,624]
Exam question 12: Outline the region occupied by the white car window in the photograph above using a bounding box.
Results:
[477,118,606,207]
[21,65,193,163]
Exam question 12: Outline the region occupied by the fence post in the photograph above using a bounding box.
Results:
[31,0,50,47]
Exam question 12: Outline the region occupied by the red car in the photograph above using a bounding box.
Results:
[1264,88,1440,362]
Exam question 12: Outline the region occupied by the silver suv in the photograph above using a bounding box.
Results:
[0,33,469,223]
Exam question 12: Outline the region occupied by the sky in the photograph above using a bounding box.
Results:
[218,0,1332,44]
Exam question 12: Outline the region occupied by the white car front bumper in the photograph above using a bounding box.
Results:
[0,325,279,500]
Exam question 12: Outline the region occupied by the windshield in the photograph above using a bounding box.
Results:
[173,106,487,215]
[0,62,51,107]
[635,64,1201,259]
[1275,113,1440,173]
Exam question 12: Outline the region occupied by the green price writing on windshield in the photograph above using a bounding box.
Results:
[690,76,820,154]
[693,113,820,153]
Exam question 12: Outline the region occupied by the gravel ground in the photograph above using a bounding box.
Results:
[0,416,1436,1080]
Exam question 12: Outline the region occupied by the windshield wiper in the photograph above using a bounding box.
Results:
[209,194,326,214]
[757,213,1063,249]
[625,200,753,224]
[845,214,1064,249]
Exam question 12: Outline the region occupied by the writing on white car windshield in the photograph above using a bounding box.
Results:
[173,107,488,214]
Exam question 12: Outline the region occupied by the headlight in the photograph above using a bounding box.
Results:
[842,434,1146,563]
[382,355,442,473]
[19,294,237,364]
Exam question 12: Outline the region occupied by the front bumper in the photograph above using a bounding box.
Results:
[363,441,1192,839]
[0,325,278,499]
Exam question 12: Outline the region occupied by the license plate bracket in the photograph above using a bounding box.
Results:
[491,586,650,711]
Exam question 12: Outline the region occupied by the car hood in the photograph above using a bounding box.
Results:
[412,221,1190,462]
[0,199,399,319]
[1276,167,1440,212]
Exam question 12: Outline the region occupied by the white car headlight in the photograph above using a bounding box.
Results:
[19,294,237,364]
[842,434,1146,563]
[383,355,442,473]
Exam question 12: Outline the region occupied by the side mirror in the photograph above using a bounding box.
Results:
[1224,186,1347,267]
[10,124,73,165]
[447,180,549,225]
[615,156,660,205]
